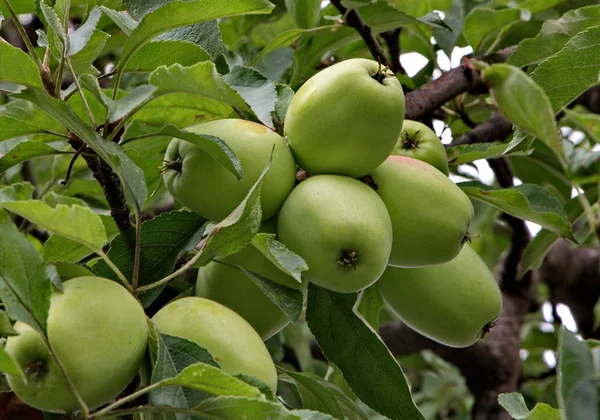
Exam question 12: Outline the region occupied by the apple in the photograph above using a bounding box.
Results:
[284,58,405,178]
[378,244,502,348]
[392,120,449,175]
[370,156,473,267]
[5,277,148,413]
[151,297,278,392]
[163,119,297,222]
[196,220,307,339]
[277,175,392,293]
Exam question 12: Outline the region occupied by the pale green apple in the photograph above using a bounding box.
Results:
[284,58,405,177]
[370,156,473,267]
[5,277,148,413]
[277,175,392,293]
[151,297,278,392]
[378,245,502,347]
[392,120,449,175]
[163,119,297,222]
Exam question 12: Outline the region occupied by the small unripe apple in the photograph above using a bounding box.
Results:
[277,175,392,293]
[370,156,473,267]
[151,297,278,392]
[5,277,148,413]
[392,120,449,175]
[163,119,297,222]
[378,244,502,348]
[284,58,405,178]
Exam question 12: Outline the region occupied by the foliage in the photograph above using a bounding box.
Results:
[0,0,599,419]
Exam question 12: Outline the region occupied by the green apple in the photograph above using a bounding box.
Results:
[5,277,148,413]
[284,58,405,178]
[163,119,297,222]
[277,175,392,293]
[370,156,473,267]
[378,244,502,348]
[196,220,307,339]
[151,297,278,392]
[392,120,449,175]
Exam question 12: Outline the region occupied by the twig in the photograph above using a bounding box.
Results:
[66,59,97,128]
[330,0,389,66]
[89,383,161,418]
[380,29,404,75]
[98,250,133,292]
[1,0,44,71]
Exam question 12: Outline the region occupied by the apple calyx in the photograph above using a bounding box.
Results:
[401,131,420,150]
[25,360,47,383]
[160,157,183,174]
[338,249,359,270]
[371,63,391,84]
[480,320,497,338]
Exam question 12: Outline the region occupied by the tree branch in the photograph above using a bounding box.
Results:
[451,113,513,146]
[405,47,515,121]
[329,0,389,66]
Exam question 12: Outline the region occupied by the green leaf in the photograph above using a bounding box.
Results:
[92,210,205,307]
[0,142,63,174]
[273,83,294,132]
[557,327,598,420]
[483,64,563,163]
[42,215,118,263]
[0,346,24,377]
[498,392,531,419]
[563,109,600,145]
[68,7,102,56]
[0,310,17,336]
[155,363,263,398]
[224,66,277,127]
[528,403,561,420]
[119,0,274,72]
[0,116,50,142]
[519,186,598,277]
[194,396,328,419]
[226,263,304,323]
[253,28,322,63]
[39,0,68,55]
[192,150,271,267]
[100,6,138,35]
[251,233,307,282]
[508,5,600,67]
[458,181,573,240]
[531,25,600,113]
[149,61,247,112]
[306,284,423,420]
[0,182,34,202]
[463,8,519,53]
[357,284,384,331]
[149,333,219,413]
[285,0,321,28]
[0,41,43,89]
[15,88,148,209]
[124,40,211,72]
[0,100,66,135]
[69,30,110,75]
[279,367,345,418]
[125,124,242,180]
[0,210,51,333]
[447,141,531,166]
[1,200,107,251]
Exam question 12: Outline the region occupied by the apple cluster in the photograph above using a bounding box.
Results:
[163,58,502,351]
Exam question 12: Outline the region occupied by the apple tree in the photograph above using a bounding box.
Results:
[0,0,599,419]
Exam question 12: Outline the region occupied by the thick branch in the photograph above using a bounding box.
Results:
[405,47,515,121]
[330,0,389,66]
[452,113,513,146]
